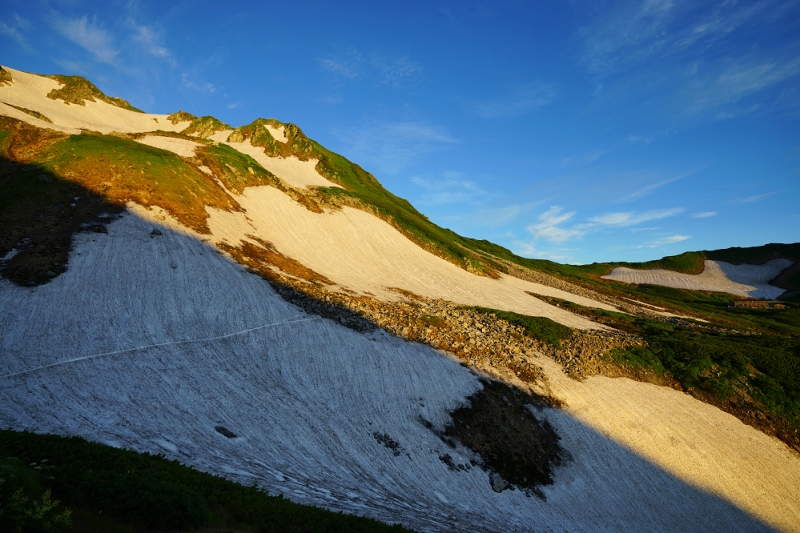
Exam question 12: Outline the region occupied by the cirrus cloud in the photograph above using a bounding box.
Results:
[53,15,118,64]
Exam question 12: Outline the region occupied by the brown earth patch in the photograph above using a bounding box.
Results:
[222,236,334,286]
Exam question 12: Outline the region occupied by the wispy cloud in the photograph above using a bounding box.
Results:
[589,207,684,227]
[319,96,343,105]
[0,13,31,50]
[320,50,422,87]
[132,24,174,65]
[411,172,489,206]
[510,240,577,262]
[639,234,691,247]
[226,101,243,109]
[580,0,777,76]
[334,120,458,174]
[320,57,360,78]
[561,149,607,167]
[53,15,118,64]
[729,191,779,204]
[580,0,677,75]
[627,135,653,145]
[691,211,717,218]
[470,83,557,118]
[372,56,422,87]
[527,206,584,244]
[181,72,215,94]
[523,205,685,247]
[468,201,542,228]
[620,175,685,201]
[129,18,218,95]
[715,104,761,120]
[690,58,800,113]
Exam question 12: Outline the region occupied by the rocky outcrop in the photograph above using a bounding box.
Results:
[0,66,12,86]
[167,110,198,125]
[46,75,142,112]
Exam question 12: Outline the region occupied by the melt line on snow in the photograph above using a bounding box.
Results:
[1,315,319,380]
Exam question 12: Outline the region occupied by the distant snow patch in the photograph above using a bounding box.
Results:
[601,259,792,299]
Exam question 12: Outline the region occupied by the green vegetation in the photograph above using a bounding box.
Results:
[0,456,72,533]
[468,307,574,347]
[46,75,143,112]
[35,131,238,231]
[180,116,231,139]
[418,315,446,328]
[0,430,415,533]
[195,142,279,194]
[2,102,53,123]
[167,110,198,125]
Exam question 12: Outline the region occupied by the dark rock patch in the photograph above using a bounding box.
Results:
[372,432,401,456]
[444,379,567,496]
[214,426,237,439]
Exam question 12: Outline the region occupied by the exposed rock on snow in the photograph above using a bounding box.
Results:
[490,473,508,493]
[1,212,797,532]
[602,259,793,299]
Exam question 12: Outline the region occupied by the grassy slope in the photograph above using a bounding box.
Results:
[0,430,414,533]
[548,295,800,447]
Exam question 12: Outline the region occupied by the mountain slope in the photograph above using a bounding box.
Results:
[2,210,795,533]
[1,65,800,532]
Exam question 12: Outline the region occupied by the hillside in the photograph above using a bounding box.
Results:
[1,64,799,533]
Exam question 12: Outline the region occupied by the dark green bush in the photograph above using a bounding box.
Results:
[468,307,574,347]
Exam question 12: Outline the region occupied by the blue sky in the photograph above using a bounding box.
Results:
[2,0,799,264]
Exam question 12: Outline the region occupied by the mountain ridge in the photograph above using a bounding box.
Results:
[2,64,800,533]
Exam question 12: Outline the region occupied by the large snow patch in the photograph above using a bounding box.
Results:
[205,186,613,329]
[1,213,797,532]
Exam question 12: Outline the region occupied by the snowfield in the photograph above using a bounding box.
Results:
[134,135,204,157]
[203,185,614,328]
[2,213,798,533]
[602,259,793,299]
[0,66,190,134]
